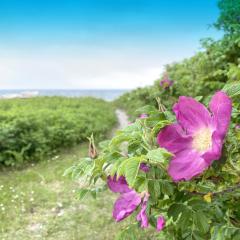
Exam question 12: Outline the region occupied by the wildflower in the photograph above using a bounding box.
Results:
[160,73,173,89]
[235,124,240,130]
[113,190,142,221]
[107,175,141,221]
[107,176,150,225]
[136,193,149,228]
[156,216,165,232]
[140,163,150,173]
[107,175,131,194]
[139,113,148,119]
[157,91,232,181]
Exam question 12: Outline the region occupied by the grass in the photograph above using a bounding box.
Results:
[0,143,164,240]
[0,144,118,240]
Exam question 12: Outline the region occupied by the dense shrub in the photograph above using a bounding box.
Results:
[0,97,117,166]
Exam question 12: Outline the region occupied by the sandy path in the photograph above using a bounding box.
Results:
[115,109,129,129]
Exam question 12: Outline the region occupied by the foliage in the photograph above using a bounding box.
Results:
[215,0,240,33]
[0,97,117,166]
[0,144,132,240]
[67,81,240,239]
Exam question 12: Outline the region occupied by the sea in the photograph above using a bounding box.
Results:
[0,89,131,101]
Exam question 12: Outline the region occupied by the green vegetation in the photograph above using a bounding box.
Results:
[0,144,164,240]
[1,1,240,239]
[0,97,117,166]
[116,0,240,118]
[0,144,116,240]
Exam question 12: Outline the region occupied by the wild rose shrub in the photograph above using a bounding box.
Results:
[0,97,116,166]
[67,82,240,239]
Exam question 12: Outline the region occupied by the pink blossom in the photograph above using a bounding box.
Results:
[136,193,149,228]
[156,216,165,232]
[236,124,240,130]
[107,175,131,193]
[140,163,150,172]
[160,74,173,89]
[107,176,150,225]
[139,113,148,119]
[108,175,141,222]
[113,190,142,221]
[157,91,232,181]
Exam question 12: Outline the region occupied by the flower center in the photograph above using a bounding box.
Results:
[192,128,212,152]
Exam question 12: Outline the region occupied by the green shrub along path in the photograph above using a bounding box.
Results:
[0,97,116,166]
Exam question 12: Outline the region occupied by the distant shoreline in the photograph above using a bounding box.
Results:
[0,89,131,101]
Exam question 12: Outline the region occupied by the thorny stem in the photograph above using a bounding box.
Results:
[186,183,240,197]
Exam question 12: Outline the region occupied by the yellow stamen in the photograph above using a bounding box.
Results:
[192,128,212,152]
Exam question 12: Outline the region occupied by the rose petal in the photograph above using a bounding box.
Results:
[168,149,209,181]
[157,123,192,154]
[209,91,232,138]
[107,175,131,193]
[140,163,150,173]
[113,191,141,222]
[139,113,148,119]
[156,216,165,232]
[201,131,223,164]
[136,193,149,228]
[173,96,212,134]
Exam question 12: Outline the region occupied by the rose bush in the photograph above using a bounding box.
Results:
[67,81,240,239]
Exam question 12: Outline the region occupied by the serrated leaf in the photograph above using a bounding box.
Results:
[222,81,240,97]
[110,158,125,176]
[193,211,209,234]
[151,120,171,135]
[124,157,142,187]
[78,189,90,200]
[98,140,110,149]
[159,180,174,196]
[168,203,188,221]
[135,105,158,114]
[147,148,172,164]
[110,133,131,147]
[179,208,192,231]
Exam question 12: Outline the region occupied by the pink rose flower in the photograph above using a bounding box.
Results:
[157,91,232,181]
[107,176,150,225]
[139,113,148,119]
[160,73,173,89]
[156,216,165,232]
[113,190,142,221]
[140,163,150,172]
[108,175,141,221]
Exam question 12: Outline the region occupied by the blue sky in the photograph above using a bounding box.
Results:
[0,0,222,89]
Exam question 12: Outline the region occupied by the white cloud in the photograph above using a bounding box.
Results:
[0,44,193,89]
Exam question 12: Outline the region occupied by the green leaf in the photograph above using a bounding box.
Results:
[168,203,188,221]
[110,133,131,147]
[124,157,142,187]
[194,96,203,101]
[135,105,158,114]
[159,180,174,196]
[178,208,192,231]
[222,81,240,97]
[98,140,110,149]
[77,189,90,200]
[147,148,172,164]
[151,120,171,136]
[193,211,209,234]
